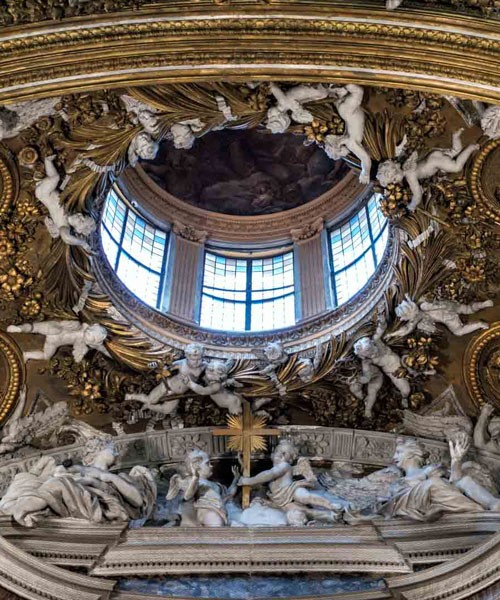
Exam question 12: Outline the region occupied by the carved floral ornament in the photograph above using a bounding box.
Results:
[0,81,497,434]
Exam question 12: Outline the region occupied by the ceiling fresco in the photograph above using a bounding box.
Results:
[140,129,351,216]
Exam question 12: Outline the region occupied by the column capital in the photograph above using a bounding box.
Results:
[291,217,324,244]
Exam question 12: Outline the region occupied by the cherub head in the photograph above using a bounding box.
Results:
[353,337,378,360]
[481,105,500,140]
[395,296,420,322]
[137,109,159,135]
[291,105,314,125]
[205,360,229,383]
[82,436,119,469]
[266,106,291,134]
[392,437,428,471]
[67,213,96,236]
[83,323,107,347]
[323,134,349,160]
[170,123,196,150]
[297,357,314,383]
[184,343,204,369]
[376,160,404,188]
[128,132,159,164]
[186,448,213,479]
[264,342,286,363]
[272,439,298,466]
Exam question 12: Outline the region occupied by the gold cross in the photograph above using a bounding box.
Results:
[212,400,281,508]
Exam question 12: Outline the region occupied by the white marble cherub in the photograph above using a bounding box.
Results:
[125,343,207,416]
[377,128,479,212]
[120,94,160,135]
[127,131,160,165]
[184,359,243,414]
[386,296,493,339]
[296,340,323,384]
[352,312,411,417]
[170,119,205,150]
[386,0,404,9]
[166,449,239,527]
[265,82,329,133]
[239,439,344,526]
[257,342,289,396]
[474,404,500,455]
[35,156,96,252]
[323,84,372,184]
[473,101,500,140]
[7,319,108,363]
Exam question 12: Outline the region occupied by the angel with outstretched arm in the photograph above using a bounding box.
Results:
[35,156,96,252]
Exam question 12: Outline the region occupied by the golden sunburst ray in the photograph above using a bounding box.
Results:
[225,413,270,453]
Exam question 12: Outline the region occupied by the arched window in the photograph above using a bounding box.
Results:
[100,189,168,308]
[200,250,295,332]
[328,194,388,307]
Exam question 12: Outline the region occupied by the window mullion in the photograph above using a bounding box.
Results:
[115,204,128,271]
[245,258,252,332]
[365,204,378,268]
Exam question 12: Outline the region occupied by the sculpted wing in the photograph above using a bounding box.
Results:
[318,469,400,510]
[166,474,183,501]
[403,409,472,441]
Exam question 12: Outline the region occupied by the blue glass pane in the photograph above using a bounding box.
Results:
[329,194,388,306]
[100,187,168,310]
[102,189,126,243]
[101,226,119,269]
[116,254,160,308]
[121,211,166,273]
[200,251,295,332]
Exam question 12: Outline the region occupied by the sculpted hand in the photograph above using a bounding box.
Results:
[481,404,495,418]
[238,476,249,486]
[449,431,470,462]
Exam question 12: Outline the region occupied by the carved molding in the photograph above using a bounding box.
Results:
[290,217,324,243]
[464,321,500,410]
[0,331,25,427]
[172,221,208,244]
[0,534,115,600]
[0,145,20,220]
[470,138,500,227]
[125,167,364,244]
[0,10,499,104]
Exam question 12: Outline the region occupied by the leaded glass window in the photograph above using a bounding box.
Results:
[101,188,168,308]
[328,194,388,307]
[200,251,295,332]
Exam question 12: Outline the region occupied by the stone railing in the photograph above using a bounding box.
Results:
[2,425,500,497]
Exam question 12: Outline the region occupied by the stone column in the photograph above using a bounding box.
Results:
[291,218,327,321]
[164,222,207,323]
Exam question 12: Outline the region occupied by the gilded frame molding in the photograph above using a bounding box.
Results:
[463,322,500,410]
[0,331,26,425]
[0,5,499,104]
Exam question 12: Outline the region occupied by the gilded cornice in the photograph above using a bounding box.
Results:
[0,7,499,103]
